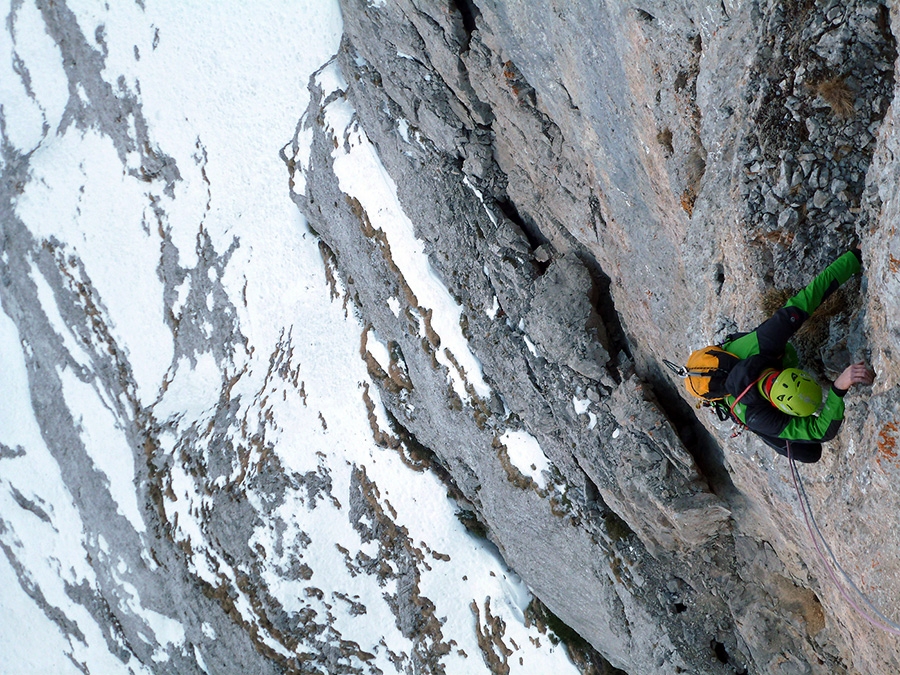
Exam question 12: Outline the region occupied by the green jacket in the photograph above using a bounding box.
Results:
[722,250,861,443]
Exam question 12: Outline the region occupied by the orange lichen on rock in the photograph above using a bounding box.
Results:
[680,186,697,216]
[876,422,899,469]
[888,254,900,274]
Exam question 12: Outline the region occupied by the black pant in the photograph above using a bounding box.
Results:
[758,435,822,463]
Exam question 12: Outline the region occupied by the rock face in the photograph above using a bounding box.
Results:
[5,0,900,673]
[293,0,900,673]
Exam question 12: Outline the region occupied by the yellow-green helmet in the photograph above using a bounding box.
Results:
[766,368,822,417]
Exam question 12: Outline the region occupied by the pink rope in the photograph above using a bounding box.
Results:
[787,441,900,636]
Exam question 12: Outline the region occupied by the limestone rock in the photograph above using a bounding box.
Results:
[296,0,900,672]
[523,256,610,381]
[7,0,899,672]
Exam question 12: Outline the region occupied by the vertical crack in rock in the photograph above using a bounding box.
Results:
[295,3,752,672]
[4,0,899,671]
[493,196,551,273]
[574,250,633,380]
[448,0,481,53]
[639,360,738,500]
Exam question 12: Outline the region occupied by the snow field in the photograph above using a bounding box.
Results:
[0,311,149,675]
[15,128,175,401]
[247,339,575,671]
[1,0,581,672]
[0,0,68,152]
[500,430,552,490]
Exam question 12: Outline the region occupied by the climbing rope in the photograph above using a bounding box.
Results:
[787,441,900,636]
[728,373,768,421]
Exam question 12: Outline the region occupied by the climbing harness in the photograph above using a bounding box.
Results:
[666,350,738,428]
[787,441,900,636]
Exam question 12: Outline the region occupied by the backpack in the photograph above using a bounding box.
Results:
[664,346,740,402]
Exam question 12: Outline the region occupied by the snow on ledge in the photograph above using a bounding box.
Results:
[317,61,491,403]
[500,430,551,490]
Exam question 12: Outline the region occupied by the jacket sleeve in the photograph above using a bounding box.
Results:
[753,250,861,357]
[744,387,846,441]
[785,250,861,314]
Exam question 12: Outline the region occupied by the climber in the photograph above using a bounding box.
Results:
[721,249,875,463]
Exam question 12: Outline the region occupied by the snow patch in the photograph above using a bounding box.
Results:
[486,295,500,320]
[58,368,146,533]
[0,1,69,151]
[500,430,551,489]
[153,354,221,423]
[397,118,411,143]
[463,176,498,226]
[0,554,89,675]
[319,61,491,403]
[366,327,392,373]
[523,335,539,358]
[1,1,582,672]
[110,566,185,656]
[15,128,174,401]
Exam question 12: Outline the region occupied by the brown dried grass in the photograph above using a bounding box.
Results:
[816,76,855,118]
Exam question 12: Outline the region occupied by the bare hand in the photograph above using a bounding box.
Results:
[834,362,876,391]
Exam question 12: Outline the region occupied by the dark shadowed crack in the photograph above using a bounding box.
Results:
[640,359,738,501]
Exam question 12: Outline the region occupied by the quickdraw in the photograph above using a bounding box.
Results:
[663,359,688,378]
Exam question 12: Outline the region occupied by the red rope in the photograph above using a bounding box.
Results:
[728,373,767,421]
[787,441,900,636]
[723,368,899,634]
